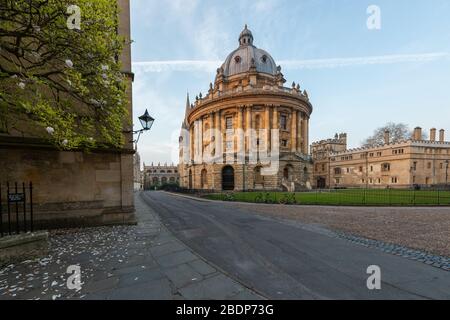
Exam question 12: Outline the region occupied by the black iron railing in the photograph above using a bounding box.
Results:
[205,188,450,206]
[0,182,33,237]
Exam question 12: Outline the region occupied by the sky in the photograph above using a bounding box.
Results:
[130,0,450,166]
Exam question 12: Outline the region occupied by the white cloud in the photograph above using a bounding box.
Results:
[133,52,450,73]
[133,60,221,73]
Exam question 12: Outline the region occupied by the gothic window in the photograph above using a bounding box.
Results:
[381,163,391,172]
[334,168,342,175]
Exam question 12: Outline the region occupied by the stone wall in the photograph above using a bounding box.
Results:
[0,147,135,229]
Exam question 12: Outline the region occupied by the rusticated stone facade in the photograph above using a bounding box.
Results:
[179,26,313,192]
[0,0,135,228]
[311,128,450,189]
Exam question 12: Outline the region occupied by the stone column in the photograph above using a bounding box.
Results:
[190,125,194,162]
[291,109,297,152]
[237,106,244,156]
[209,112,214,152]
[272,106,278,156]
[265,105,271,152]
[199,117,204,163]
[215,111,221,159]
[297,111,302,153]
[246,106,252,154]
[303,116,309,154]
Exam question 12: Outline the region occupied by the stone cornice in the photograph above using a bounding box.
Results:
[187,90,313,125]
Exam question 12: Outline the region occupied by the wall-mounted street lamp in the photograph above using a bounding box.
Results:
[125,109,155,149]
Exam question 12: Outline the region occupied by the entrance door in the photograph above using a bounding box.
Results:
[188,170,193,189]
[317,177,326,189]
[222,166,235,190]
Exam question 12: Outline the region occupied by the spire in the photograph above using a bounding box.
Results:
[185,92,190,111]
[181,92,190,130]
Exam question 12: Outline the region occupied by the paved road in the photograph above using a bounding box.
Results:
[141,191,450,300]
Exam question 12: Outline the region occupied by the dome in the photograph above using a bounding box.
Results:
[221,25,277,77]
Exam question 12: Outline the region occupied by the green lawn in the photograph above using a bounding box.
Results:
[205,189,450,206]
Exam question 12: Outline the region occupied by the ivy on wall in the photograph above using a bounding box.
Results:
[0,0,129,150]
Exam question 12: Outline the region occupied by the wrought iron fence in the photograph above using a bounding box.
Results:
[207,188,450,206]
[0,182,33,237]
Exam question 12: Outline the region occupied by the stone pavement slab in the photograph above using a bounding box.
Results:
[0,192,261,300]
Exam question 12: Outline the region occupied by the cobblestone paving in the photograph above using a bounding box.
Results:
[0,194,261,300]
[270,212,450,273]
[335,233,450,272]
[229,201,450,257]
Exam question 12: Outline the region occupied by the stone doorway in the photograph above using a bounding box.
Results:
[317,177,326,189]
[222,166,235,191]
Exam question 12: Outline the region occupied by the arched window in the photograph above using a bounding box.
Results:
[283,164,294,181]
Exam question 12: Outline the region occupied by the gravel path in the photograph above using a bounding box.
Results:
[228,203,450,258]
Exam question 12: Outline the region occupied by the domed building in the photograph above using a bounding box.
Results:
[179,26,313,191]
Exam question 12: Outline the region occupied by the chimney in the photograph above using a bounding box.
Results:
[430,128,436,142]
[439,129,445,142]
[384,130,390,145]
[413,127,422,140]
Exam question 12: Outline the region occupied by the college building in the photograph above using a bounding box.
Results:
[312,127,450,189]
[143,163,180,190]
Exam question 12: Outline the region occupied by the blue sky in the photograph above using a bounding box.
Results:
[130,0,450,165]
